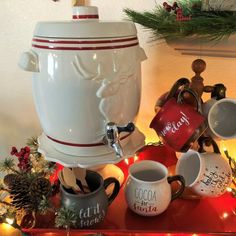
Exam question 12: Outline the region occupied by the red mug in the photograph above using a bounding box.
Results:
[150,89,207,152]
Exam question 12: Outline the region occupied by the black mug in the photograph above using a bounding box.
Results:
[60,170,120,228]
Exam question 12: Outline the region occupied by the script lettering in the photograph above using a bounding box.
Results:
[161,111,190,136]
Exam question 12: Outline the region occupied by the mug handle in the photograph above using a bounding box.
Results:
[203,84,226,101]
[198,136,221,154]
[103,177,120,205]
[165,78,190,102]
[177,88,203,114]
[167,175,185,201]
[211,83,226,100]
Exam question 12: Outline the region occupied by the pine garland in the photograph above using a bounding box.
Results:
[55,207,78,229]
[124,0,236,42]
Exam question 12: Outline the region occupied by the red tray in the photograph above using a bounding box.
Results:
[24,187,236,236]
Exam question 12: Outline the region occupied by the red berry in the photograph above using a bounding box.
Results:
[25,146,31,153]
[24,153,30,159]
[11,147,18,155]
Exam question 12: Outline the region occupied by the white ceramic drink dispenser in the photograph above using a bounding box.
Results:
[19,5,146,170]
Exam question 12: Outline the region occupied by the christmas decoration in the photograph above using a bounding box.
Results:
[176,8,191,21]
[116,142,178,179]
[163,2,191,21]
[55,207,78,229]
[124,0,236,42]
[0,139,59,233]
[163,2,178,13]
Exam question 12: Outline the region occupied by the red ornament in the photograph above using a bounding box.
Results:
[137,144,178,166]
[49,163,63,183]
[176,8,191,21]
[116,144,177,179]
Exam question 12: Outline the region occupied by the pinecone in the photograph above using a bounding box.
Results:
[29,177,51,202]
[4,173,52,212]
[3,174,22,188]
[9,175,33,210]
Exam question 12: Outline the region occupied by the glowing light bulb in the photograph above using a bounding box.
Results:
[5,218,14,225]
[222,212,229,219]
[124,158,129,165]
[227,187,232,192]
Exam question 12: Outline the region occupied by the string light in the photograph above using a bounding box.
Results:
[222,212,229,219]
[134,154,139,162]
[227,187,232,193]
[5,217,14,225]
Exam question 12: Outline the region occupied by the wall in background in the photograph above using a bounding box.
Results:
[0,0,236,158]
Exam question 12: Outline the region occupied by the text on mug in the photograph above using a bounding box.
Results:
[200,170,231,194]
[79,203,106,228]
[161,111,190,137]
[135,188,157,201]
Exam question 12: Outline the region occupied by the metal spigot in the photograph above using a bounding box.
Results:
[104,122,135,158]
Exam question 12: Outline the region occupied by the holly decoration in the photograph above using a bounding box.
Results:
[0,138,59,230]
[11,146,31,172]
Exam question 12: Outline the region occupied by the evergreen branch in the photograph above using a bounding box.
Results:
[0,158,21,174]
[37,196,51,214]
[27,137,41,160]
[124,0,236,42]
[55,207,78,229]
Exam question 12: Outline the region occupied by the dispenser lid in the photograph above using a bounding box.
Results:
[33,6,137,39]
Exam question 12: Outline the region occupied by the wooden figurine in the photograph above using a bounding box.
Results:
[184,59,206,106]
[190,59,206,98]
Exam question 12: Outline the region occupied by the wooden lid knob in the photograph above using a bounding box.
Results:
[192,59,206,75]
[72,0,85,6]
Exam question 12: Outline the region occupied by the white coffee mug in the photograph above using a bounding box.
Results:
[176,147,232,197]
[124,160,185,216]
[203,98,236,140]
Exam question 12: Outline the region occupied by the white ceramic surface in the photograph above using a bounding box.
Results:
[203,98,236,140]
[19,6,146,158]
[176,149,232,197]
[124,161,175,217]
[202,98,218,139]
[37,127,145,168]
